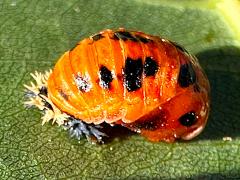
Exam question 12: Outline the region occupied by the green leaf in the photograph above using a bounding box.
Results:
[0,0,240,179]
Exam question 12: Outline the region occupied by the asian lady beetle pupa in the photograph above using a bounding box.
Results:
[24,28,210,143]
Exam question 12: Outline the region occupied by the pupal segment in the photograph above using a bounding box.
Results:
[24,71,107,143]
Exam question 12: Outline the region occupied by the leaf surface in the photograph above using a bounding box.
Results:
[0,0,240,179]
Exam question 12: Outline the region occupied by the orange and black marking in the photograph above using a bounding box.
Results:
[24,28,210,143]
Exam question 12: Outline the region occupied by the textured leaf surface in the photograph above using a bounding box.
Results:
[0,0,240,179]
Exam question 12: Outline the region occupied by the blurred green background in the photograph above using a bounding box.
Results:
[0,0,240,179]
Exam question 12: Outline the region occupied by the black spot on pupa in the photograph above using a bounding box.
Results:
[143,57,159,76]
[178,63,197,88]
[39,86,48,96]
[135,35,152,43]
[179,111,197,127]
[99,65,113,89]
[123,57,143,92]
[170,41,188,54]
[91,33,104,41]
[113,31,138,42]
[59,90,68,100]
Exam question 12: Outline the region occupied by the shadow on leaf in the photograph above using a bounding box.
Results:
[101,123,136,143]
[192,171,240,179]
[195,46,240,140]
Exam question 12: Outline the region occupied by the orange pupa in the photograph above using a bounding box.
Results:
[24,28,210,143]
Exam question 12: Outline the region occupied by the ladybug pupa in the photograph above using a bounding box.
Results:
[24,28,210,143]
